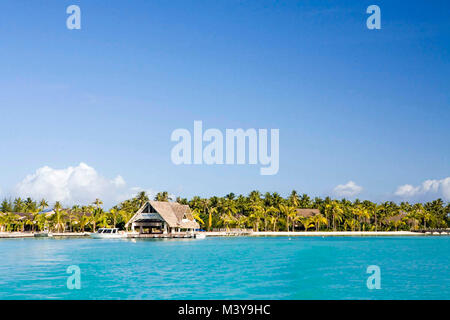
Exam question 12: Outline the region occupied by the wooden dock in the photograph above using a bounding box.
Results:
[0,232,90,238]
[127,233,196,239]
[411,229,450,235]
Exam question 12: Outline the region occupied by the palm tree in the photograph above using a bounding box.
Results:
[299,194,312,208]
[39,199,49,212]
[0,213,7,232]
[85,205,98,232]
[248,190,261,203]
[208,206,219,231]
[78,214,90,232]
[271,192,283,208]
[120,210,134,231]
[93,198,103,209]
[69,205,81,232]
[344,218,358,231]
[97,210,110,228]
[24,198,37,213]
[36,213,48,231]
[288,190,300,208]
[423,212,433,229]
[24,215,34,232]
[326,201,344,231]
[199,198,210,228]
[3,191,444,234]
[52,201,66,233]
[236,215,248,229]
[5,213,19,231]
[312,214,328,231]
[278,204,296,232]
[268,214,278,231]
[92,206,106,231]
[1,199,13,213]
[219,199,237,230]
[191,208,205,226]
[136,191,149,207]
[367,204,378,231]
[13,198,24,212]
[225,193,236,201]
[299,217,313,231]
[391,218,405,231]
[190,197,210,230]
[266,206,279,231]
[353,206,370,231]
[155,192,171,202]
[14,218,24,232]
[249,203,264,232]
[109,208,120,228]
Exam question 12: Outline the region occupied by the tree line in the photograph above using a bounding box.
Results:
[0,190,449,232]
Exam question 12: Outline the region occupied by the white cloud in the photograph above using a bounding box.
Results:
[333,181,363,197]
[14,163,152,207]
[395,177,450,201]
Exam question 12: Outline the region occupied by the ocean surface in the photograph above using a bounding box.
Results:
[0,236,448,300]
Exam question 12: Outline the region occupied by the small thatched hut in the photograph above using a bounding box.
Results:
[385,211,419,229]
[295,208,321,218]
[293,209,321,230]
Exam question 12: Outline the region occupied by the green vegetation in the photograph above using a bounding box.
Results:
[0,191,449,232]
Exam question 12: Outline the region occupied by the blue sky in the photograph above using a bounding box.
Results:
[0,0,449,207]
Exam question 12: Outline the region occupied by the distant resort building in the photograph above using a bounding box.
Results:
[293,208,321,231]
[126,201,200,234]
[384,210,419,229]
[295,208,321,218]
[3,210,55,232]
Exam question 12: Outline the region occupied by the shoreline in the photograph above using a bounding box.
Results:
[0,232,90,239]
[250,231,427,236]
[1,230,449,239]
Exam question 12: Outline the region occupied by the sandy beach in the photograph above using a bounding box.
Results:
[204,230,449,237]
[251,231,424,236]
[2,230,449,239]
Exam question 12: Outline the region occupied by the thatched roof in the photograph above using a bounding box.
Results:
[7,210,91,220]
[385,211,408,223]
[171,203,189,221]
[296,209,320,218]
[14,213,32,220]
[126,201,200,229]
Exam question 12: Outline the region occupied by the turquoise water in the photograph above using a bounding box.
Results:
[0,236,448,300]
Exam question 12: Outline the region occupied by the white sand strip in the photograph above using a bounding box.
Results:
[252,231,423,236]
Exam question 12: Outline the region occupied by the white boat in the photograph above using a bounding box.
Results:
[195,233,206,239]
[90,228,127,239]
[34,231,53,238]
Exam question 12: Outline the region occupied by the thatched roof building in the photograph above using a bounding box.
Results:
[292,209,321,230]
[384,211,419,229]
[385,211,407,223]
[126,201,200,234]
[295,208,321,218]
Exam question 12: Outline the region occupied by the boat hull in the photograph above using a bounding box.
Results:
[90,233,127,239]
[34,233,53,238]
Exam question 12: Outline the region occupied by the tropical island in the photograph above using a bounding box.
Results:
[0,190,449,236]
